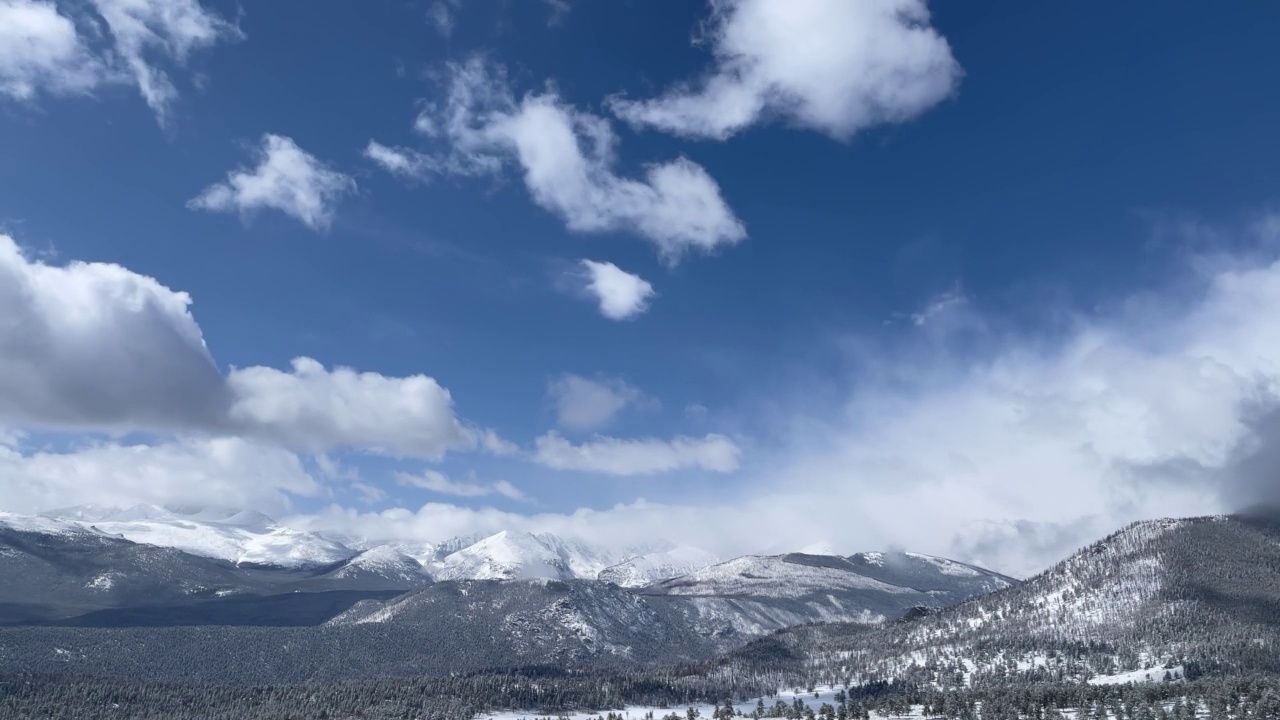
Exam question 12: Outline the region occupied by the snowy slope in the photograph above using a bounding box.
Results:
[533,533,628,579]
[0,512,91,537]
[640,553,1007,636]
[433,531,577,581]
[39,505,354,567]
[846,550,1015,598]
[656,554,912,599]
[329,546,433,584]
[597,546,720,587]
[763,515,1280,689]
[427,531,637,582]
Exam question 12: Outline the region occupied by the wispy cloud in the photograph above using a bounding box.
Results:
[547,374,647,432]
[367,56,746,261]
[533,431,741,475]
[0,0,240,122]
[88,0,243,123]
[396,470,527,501]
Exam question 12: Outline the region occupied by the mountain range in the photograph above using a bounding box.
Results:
[3,510,1279,718]
[0,505,1014,682]
[20,505,1280,693]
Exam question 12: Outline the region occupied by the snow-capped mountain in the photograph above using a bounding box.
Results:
[40,504,354,567]
[0,506,1026,684]
[845,549,1016,598]
[23,506,706,585]
[597,546,721,587]
[642,552,1015,635]
[754,514,1280,689]
[432,530,580,581]
[0,505,1018,661]
[656,554,912,599]
[327,546,433,586]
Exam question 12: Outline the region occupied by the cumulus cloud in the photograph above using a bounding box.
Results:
[189,134,357,231]
[578,260,654,320]
[0,233,488,462]
[0,436,320,517]
[226,357,472,459]
[88,0,242,122]
[396,470,527,501]
[0,233,226,432]
[0,0,107,100]
[547,374,644,432]
[533,431,741,475]
[368,57,746,260]
[608,0,960,141]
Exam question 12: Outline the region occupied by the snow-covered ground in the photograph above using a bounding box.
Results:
[476,685,870,720]
[477,687,1202,720]
[1088,665,1184,685]
[903,551,984,577]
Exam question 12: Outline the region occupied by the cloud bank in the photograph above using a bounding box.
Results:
[297,221,1280,577]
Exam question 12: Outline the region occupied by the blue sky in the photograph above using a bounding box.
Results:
[3,0,1280,575]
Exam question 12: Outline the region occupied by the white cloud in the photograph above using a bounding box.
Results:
[578,259,654,320]
[297,221,1280,577]
[369,57,746,261]
[314,453,359,482]
[426,1,457,38]
[0,437,319,517]
[396,469,527,501]
[0,428,25,449]
[533,430,741,475]
[547,374,644,431]
[226,357,472,460]
[474,428,521,456]
[363,140,441,180]
[0,0,237,117]
[0,233,225,432]
[608,0,960,141]
[910,287,969,328]
[422,0,570,37]
[350,481,386,504]
[88,0,242,122]
[0,233,489,463]
[0,0,107,100]
[189,134,357,231]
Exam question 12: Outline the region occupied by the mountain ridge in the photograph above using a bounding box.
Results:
[735,513,1280,690]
